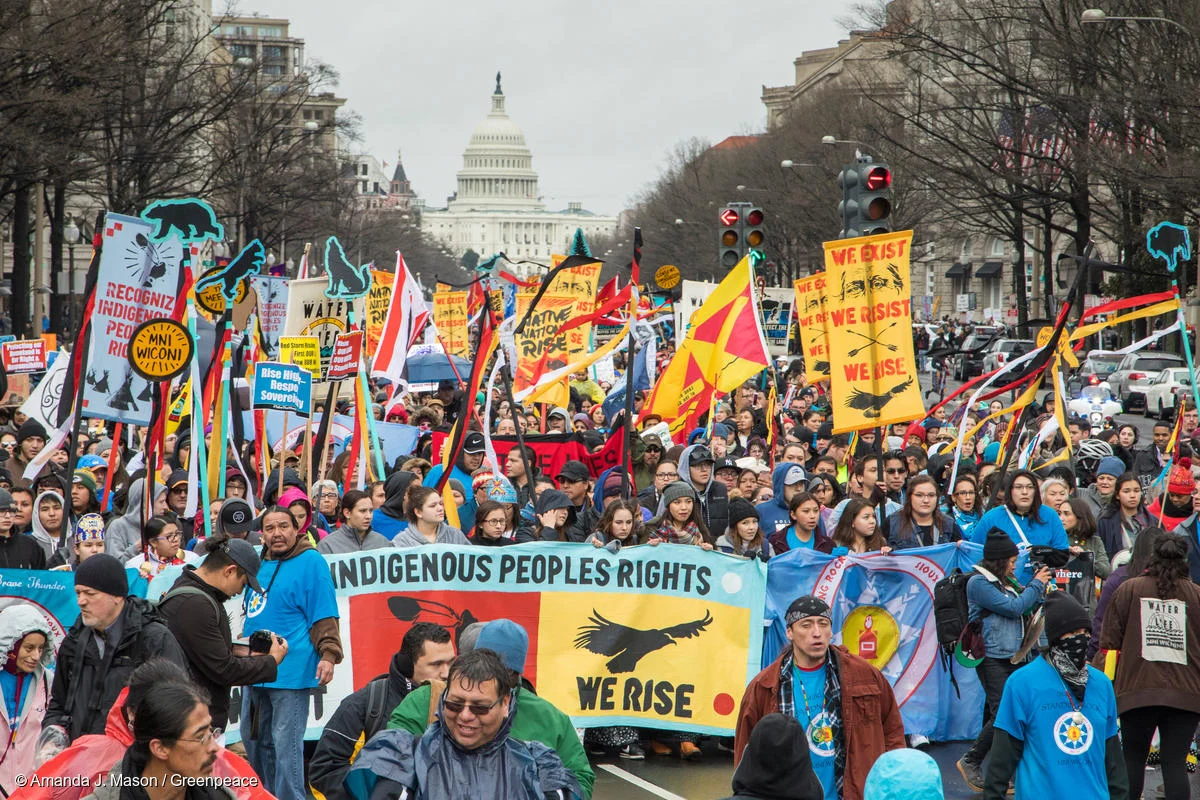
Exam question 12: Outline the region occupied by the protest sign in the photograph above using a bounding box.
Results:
[20,351,68,430]
[433,291,469,357]
[283,277,365,377]
[82,212,185,425]
[1,339,47,373]
[823,230,925,432]
[279,336,321,378]
[794,274,831,381]
[250,275,288,360]
[252,361,312,416]
[127,318,192,382]
[759,287,795,358]
[327,331,363,382]
[364,269,394,357]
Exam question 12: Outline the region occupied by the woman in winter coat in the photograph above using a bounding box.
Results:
[585,499,642,552]
[715,498,773,560]
[955,530,1052,792]
[1101,535,1200,800]
[391,485,470,547]
[104,478,167,563]
[1058,497,1111,579]
[0,604,55,796]
[767,492,834,555]
[1097,472,1155,559]
[646,481,714,549]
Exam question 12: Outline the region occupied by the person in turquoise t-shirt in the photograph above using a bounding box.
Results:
[984,592,1128,799]
[969,470,1069,551]
[241,507,342,800]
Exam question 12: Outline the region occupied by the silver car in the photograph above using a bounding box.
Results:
[1108,352,1186,412]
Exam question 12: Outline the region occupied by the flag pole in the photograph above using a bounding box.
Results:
[620,228,642,501]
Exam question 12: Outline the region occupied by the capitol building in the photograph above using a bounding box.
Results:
[420,75,619,274]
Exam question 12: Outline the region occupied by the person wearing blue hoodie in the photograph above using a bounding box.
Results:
[968,469,1069,551]
[679,444,729,542]
[755,463,808,537]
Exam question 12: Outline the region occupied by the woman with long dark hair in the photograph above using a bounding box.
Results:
[316,490,390,554]
[831,498,890,554]
[1059,497,1111,579]
[1096,472,1154,559]
[587,499,643,551]
[947,473,982,538]
[968,470,1069,550]
[885,475,962,550]
[1091,526,1166,660]
[125,515,199,578]
[390,485,470,547]
[1102,536,1200,800]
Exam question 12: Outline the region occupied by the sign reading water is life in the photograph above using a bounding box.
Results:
[252,361,312,417]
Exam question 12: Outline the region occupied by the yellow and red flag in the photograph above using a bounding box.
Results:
[643,256,769,434]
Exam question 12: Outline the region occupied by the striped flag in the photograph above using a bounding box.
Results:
[371,251,430,391]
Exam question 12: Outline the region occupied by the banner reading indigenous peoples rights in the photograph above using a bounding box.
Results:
[823,230,925,432]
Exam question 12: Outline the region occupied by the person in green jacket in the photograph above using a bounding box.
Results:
[387,619,595,799]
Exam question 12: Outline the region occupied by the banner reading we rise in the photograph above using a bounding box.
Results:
[823,230,925,432]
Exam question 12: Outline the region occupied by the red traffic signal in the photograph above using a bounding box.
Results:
[719,208,740,226]
[746,209,764,226]
[864,166,892,191]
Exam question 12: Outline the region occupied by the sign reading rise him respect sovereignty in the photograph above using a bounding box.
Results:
[822,230,925,432]
[793,274,831,382]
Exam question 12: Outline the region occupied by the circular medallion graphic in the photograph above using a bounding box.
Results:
[1053,711,1093,755]
[807,711,837,756]
[841,605,900,669]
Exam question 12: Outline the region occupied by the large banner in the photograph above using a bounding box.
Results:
[823,231,925,432]
[83,212,185,424]
[512,261,602,393]
[432,291,469,358]
[283,278,365,378]
[794,274,831,381]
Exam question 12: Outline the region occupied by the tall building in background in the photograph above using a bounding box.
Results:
[421,75,618,275]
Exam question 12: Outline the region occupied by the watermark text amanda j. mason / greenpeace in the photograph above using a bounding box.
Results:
[13,774,261,789]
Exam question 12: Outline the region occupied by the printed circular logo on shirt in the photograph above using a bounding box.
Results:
[245,591,267,619]
[1053,711,1094,755]
[807,711,837,757]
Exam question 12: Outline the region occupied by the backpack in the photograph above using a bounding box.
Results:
[157,584,221,615]
[932,568,989,696]
[362,678,391,743]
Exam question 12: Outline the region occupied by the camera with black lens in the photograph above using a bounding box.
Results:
[248,630,276,654]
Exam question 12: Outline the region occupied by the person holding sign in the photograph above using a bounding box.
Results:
[1101,536,1200,800]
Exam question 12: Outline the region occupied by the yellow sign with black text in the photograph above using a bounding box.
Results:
[793,274,831,382]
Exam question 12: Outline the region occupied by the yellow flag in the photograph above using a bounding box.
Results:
[823,231,925,433]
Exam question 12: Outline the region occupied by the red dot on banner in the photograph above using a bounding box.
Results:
[713,693,735,715]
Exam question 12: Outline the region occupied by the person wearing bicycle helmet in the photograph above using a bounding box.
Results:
[1074,439,1114,490]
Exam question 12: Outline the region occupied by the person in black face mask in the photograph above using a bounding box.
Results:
[983,592,1128,799]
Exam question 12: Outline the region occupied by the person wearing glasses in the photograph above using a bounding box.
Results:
[880,451,909,504]
[0,487,44,569]
[356,648,584,800]
[884,475,962,550]
[638,460,678,511]
[632,433,665,492]
[125,516,199,579]
[82,680,234,800]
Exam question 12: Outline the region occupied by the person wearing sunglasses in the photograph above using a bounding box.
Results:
[351,646,586,800]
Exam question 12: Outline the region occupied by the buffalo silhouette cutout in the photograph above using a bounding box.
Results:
[574,609,713,674]
[1147,221,1191,273]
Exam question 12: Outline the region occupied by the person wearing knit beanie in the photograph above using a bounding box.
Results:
[74,553,128,599]
[1146,457,1197,532]
[717,498,771,559]
[1042,591,1092,645]
[982,528,1019,562]
[727,497,759,530]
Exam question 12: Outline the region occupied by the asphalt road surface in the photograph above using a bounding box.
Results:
[591,372,1174,799]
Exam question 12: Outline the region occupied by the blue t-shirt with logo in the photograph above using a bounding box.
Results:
[244,548,339,690]
[791,663,837,800]
[993,657,1118,798]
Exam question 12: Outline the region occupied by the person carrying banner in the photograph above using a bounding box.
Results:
[956,530,1052,791]
[983,592,1127,799]
[317,490,391,554]
[391,485,470,547]
[768,493,833,555]
[968,470,1069,551]
[734,595,905,800]
[1100,535,1200,800]
[309,623,455,800]
[240,505,342,800]
[679,444,729,540]
[41,554,187,756]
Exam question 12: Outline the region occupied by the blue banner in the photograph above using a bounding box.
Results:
[763,543,986,741]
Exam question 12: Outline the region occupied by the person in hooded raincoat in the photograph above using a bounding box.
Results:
[103,478,166,563]
[718,713,823,800]
[0,605,56,796]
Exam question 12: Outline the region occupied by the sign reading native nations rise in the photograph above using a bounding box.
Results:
[82,212,185,425]
[823,230,925,433]
[794,274,832,382]
[433,291,470,358]
[1,339,47,374]
[364,269,394,357]
[512,261,602,396]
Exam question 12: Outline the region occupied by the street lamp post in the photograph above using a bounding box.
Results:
[1080,9,1192,34]
[64,217,80,338]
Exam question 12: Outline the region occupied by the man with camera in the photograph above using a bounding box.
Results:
[158,534,287,731]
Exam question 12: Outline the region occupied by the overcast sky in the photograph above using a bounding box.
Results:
[226,1,860,216]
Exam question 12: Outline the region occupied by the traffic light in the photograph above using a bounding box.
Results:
[718,205,742,268]
[745,207,765,255]
[838,165,860,238]
[860,163,893,235]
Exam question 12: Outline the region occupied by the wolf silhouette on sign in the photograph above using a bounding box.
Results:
[194,240,265,302]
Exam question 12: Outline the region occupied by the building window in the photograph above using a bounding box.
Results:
[258,26,282,37]
[360,180,367,193]
[990,238,1005,257]
[960,238,972,261]
[262,45,284,59]
[361,164,368,176]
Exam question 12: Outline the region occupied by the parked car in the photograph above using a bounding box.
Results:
[1067,384,1123,431]
[950,330,1001,380]
[1141,367,1194,420]
[1108,352,1187,412]
[982,338,1036,374]
[1066,350,1126,396]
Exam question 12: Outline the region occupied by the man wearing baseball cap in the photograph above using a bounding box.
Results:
[555,460,597,542]
[734,595,904,800]
[422,431,487,533]
[159,535,286,730]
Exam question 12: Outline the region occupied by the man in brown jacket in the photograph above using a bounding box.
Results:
[734,595,905,800]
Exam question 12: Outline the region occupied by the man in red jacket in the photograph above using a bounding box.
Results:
[734,595,905,800]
